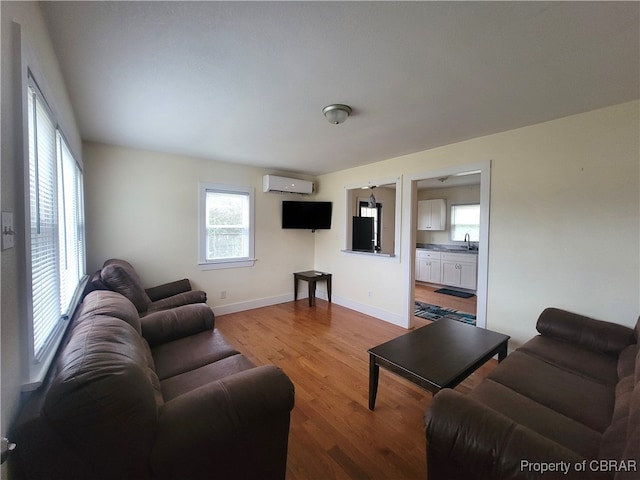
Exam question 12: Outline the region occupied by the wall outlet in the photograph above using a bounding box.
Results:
[220,290,227,299]
[368,291,373,298]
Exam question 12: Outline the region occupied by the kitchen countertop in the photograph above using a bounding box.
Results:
[416,243,478,254]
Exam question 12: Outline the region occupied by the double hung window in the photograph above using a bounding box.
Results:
[199,183,255,269]
[25,75,86,387]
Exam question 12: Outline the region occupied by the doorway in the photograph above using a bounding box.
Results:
[404,161,491,329]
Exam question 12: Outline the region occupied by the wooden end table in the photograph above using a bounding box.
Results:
[367,319,509,410]
[294,271,332,306]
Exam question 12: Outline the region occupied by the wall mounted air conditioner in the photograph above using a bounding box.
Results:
[262,175,314,195]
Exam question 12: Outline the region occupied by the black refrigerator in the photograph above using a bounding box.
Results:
[352,216,374,252]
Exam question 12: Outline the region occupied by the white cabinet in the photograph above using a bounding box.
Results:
[417,199,446,231]
[416,250,441,283]
[441,252,477,290]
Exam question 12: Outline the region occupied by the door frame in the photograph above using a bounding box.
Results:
[402,160,491,328]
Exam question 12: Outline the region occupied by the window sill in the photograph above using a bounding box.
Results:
[22,319,70,392]
[22,275,88,392]
[198,258,257,270]
[341,249,396,258]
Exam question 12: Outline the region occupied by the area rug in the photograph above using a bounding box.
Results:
[414,301,476,326]
[434,288,475,299]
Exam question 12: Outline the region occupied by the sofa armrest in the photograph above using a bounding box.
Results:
[151,366,295,480]
[145,279,192,302]
[146,290,207,313]
[140,303,214,347]
[537,308,635,356]
[425,389,588,480]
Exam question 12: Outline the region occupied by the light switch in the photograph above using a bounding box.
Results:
[2,212,15,250]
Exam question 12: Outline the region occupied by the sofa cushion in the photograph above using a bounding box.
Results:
[78,290,142,334]
[146,290,208,314]
[487,350,614,432]
[141,303,214,347]
[537,308,635,356]
[101,259,151,312]
[152,329,239,380]
[519,335,619,386]
[470,379,603,459]
[145,278,192,302]
[160,354,255,402]
[43,315,160,479]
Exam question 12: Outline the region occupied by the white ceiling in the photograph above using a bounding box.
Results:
[41,1,639,176]
[417,172,481,190]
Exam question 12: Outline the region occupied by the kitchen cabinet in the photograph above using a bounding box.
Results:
[416,250,441,283]
[441,252,477,290]
[417,199,446,231]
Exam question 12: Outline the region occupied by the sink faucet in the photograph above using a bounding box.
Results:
[464,233,471,250]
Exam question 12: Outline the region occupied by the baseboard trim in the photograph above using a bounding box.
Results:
[331,295,407,328]
[212,292,408,329]
[213,293,295,316]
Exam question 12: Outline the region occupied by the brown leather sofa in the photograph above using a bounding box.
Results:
[90,258,208,315]
[14,290,295,480]
[425,308,639,480]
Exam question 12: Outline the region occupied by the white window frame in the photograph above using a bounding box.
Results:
[23,72,87,391]
[198,182,256,270]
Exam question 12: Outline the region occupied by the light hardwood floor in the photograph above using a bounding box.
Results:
[216,299,496,480]
[414,282,477,315]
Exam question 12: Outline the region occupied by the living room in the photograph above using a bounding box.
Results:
[2,2,639,479]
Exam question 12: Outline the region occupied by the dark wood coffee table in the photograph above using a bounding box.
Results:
[367,319,509,410]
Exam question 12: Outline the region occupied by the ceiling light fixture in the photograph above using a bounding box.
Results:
[322,104,352,125]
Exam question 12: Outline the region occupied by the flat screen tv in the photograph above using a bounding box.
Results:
[282,201,332,231]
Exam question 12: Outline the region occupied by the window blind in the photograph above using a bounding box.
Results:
[57,133,85,316]
[28,83,61,360]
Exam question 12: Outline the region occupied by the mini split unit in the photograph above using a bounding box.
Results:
[262,175,314,195]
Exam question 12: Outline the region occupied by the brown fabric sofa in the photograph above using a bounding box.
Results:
[13,290,295,480]
[425,308,639,480]
[90,258,207,315]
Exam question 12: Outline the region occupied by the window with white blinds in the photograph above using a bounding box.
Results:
[27,76,86,366]
[57,132,85,315]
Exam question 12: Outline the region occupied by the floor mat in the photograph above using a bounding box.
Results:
[414,301,476,326]
[434,288,475,299]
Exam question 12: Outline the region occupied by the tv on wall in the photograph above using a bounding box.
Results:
[282,201,332,231]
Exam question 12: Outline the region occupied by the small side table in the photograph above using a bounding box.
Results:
[294,271,332,306]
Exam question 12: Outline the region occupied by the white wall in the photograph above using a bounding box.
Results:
[315,101,639,349]
[83,142,318,314]
[1,1,81,473]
